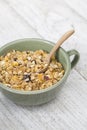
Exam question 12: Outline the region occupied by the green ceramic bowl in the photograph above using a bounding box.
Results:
[0,39,80,105]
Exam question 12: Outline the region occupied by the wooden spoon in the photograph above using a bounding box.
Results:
[38,29,75,73]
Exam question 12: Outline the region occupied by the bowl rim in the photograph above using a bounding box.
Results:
[0,38,71,95]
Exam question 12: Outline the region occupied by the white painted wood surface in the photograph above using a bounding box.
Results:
[0,0,87,130]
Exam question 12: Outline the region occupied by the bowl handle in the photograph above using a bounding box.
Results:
[67,49,80,69]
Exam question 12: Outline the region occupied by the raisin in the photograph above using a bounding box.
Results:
[44,76,49,80]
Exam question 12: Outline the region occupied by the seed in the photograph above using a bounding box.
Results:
[26,51,29,54]
[0,61,5,66]
[13,58,17,61]
[23,74,31,82]
[27,56,31,61]
[24,78,30,82]
[5,57,8,61]
[32,60,36,65]
[5,84,11,87]
[23,75,29,80]
[12,61,19,67]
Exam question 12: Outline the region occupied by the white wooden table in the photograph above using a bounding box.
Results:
[0,0,87,130]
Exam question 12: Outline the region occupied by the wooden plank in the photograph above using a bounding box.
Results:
[0,70,87,130]
[0,0,40,47]
[65,0,87,21]
[3,0,87,79]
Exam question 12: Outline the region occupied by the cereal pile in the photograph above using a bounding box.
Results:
[0,50,64,91]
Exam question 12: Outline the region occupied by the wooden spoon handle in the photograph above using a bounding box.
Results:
[47,30,75,63]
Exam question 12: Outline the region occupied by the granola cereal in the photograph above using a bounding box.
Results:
[0,50,64,91]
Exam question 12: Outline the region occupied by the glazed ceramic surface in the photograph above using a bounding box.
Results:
[0,39,80,105]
